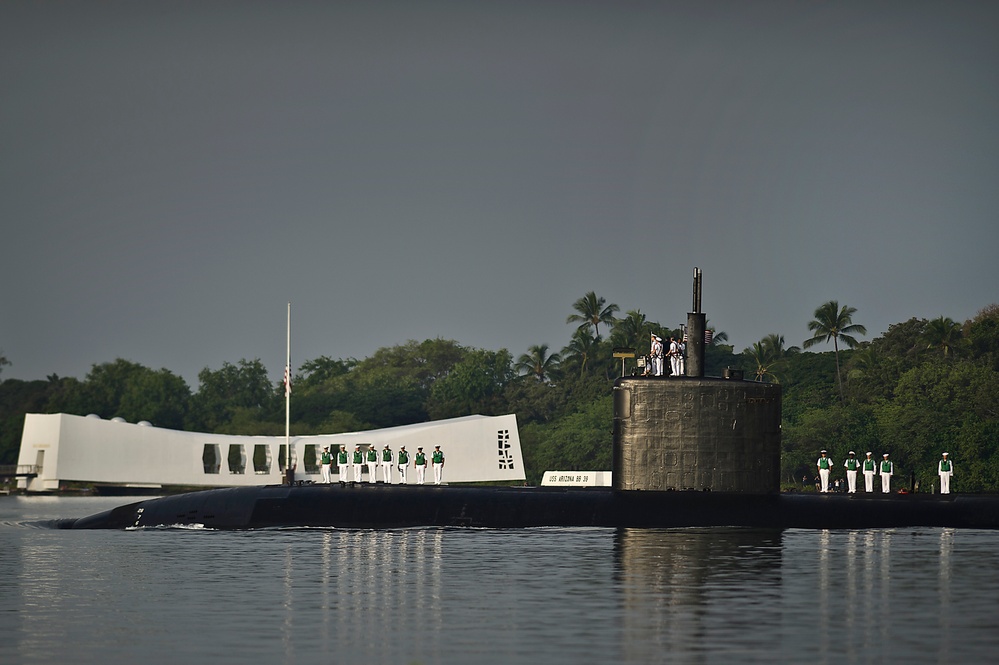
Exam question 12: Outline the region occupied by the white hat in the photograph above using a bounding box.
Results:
[848,451,855,455]
[883,453,889,457]
[820,449,827,454]
[942,452,949,456]
[866,452,872,455]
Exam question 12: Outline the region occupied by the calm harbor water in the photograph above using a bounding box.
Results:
[2,496,998,664]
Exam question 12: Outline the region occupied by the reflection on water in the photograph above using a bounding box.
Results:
[614,528,782,662]
[1,498,999,664]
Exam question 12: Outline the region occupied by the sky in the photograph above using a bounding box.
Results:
[2,1,997,388]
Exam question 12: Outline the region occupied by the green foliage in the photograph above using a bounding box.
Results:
[426,349,513,420]
[189,359,272,432]
[781,403,878,485]
[515,344,561,382]
[520,396,613,484]
[873,360,999,490]
[965,304,999,371]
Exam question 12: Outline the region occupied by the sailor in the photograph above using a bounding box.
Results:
[677,334,686,377]
[650,334,664,377]
[669,336,682,377]
[366,446,378,483]
[337,445,350,485]
[432,445,445,485]
[880,453,893,493]
[381,444,394,484]
[352,446,364,485]
[320,446,333,484]
[397,446,409,484]
[938,452,954,494]
[414,447,428,485]
[816,450,833,493]
[862,452,876,492]
[843,451,858,493]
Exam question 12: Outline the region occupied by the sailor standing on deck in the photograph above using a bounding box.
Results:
[650,334,664,376]
[669,336,682,377]
[366,446,378,483]
[432,445,445,485]
[862,452,876,493]
[938,452,954,494]
[414,447,428,485]
[381,444,394,484]
[352,446,364,484]
[880,453,894,493]
[817,450,833,493]
[844,451,858,493]
[677,335,686,377]
[320,446,333,484]
[337,445,350,485]
[397,446,409,484]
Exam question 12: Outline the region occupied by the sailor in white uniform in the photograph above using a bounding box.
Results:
[397,446,409,484]
[669,337,682,377]
[817,450,833,493]
[938,452,954,494]
[337,445,350,485]
[320,446,333,484]
[381,444,394,484]
[880,453,893,493]
[650,335,664,377]
[862,452,876,492]
[843,451,858,493]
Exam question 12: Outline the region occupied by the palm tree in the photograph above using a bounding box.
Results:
[803,300,867,403]
[747,341,778,382]
[744,334,799,383]
[920,316,962,358]
[761,333,800,357]
[566,292,619,338]
[610,310,649,349]
[516,344,561,382]
[562,329,598,377]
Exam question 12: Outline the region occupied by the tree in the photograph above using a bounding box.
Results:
[746,342,778,383]
[566,292,619,338]
[803,301,867,403]
[0,350,10,378]
[515,344,561,382]
[426,349,513,419]
[190,359,274,431]
[965,304,999,371]
[920,316,963,359]
[561,328,599,377]
[610,310,650,350]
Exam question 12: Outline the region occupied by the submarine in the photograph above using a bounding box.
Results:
[65,270,999,531]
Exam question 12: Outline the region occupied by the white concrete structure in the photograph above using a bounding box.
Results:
[16,413,524,492]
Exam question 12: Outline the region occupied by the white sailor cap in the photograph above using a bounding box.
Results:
[942,452,949,456]
[883,453,889,457]
[848,451,855,455]
[820,449,827,453]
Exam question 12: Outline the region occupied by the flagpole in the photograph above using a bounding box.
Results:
[285,301,291,480]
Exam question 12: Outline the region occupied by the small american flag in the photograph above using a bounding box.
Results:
[283,365,292,396]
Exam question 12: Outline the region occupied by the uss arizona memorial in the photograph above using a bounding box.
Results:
[16,412,525,492]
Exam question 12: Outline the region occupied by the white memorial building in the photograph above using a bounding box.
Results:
[16,412,524,493]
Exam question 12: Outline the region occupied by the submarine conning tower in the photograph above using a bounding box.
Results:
[612,268,782,493]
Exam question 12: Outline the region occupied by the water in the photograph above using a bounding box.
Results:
[2,496,998,664]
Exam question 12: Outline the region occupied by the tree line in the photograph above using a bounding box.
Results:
[2,298,997,490]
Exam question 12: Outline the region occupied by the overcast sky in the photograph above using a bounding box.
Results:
[2,1,997,387]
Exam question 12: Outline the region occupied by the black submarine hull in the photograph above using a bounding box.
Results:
[67,484,999,530]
